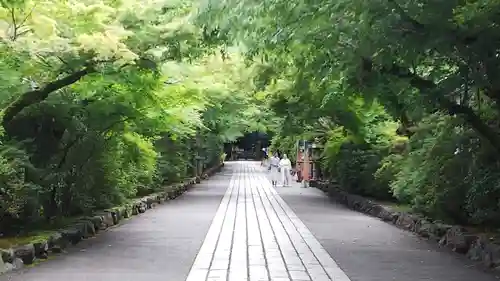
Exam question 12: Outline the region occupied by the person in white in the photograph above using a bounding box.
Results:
[268,153,280,186]
[279,154,292,187]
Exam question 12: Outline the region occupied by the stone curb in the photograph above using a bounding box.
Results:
[0,163,225,274]
[311,180,500,272]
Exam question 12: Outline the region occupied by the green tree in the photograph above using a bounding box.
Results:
[0,0,275,235]
[197,0,500,226]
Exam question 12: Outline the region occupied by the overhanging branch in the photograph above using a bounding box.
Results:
[3,67,95,127]
[378,61,500,153]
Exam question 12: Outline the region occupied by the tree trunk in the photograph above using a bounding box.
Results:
[3,67,93,129]
[380,62,500,154]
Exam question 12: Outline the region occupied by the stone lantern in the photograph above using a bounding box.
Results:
[310,141,323,180]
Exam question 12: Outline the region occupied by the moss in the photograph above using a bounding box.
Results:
[379,201,412,213]
[0,231,55,249]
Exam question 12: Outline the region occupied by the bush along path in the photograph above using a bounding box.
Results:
[311,180,500,272]
[0,163,224,275]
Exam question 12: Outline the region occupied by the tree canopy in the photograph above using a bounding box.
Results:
[0,0,274,235]
[197,0,500,226]
[2,0,500,235]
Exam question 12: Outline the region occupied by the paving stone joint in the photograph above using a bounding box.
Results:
[185,163,351,281]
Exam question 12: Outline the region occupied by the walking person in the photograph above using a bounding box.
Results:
[268,153,280,186]
[261,147,268,166]
[279,154,292,187]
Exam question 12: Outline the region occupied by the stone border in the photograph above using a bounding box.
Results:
[311,180,500,271]
[0,163,224,274]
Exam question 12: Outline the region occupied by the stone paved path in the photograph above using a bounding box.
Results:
[186,162,347,281]
[2,161,499,281]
